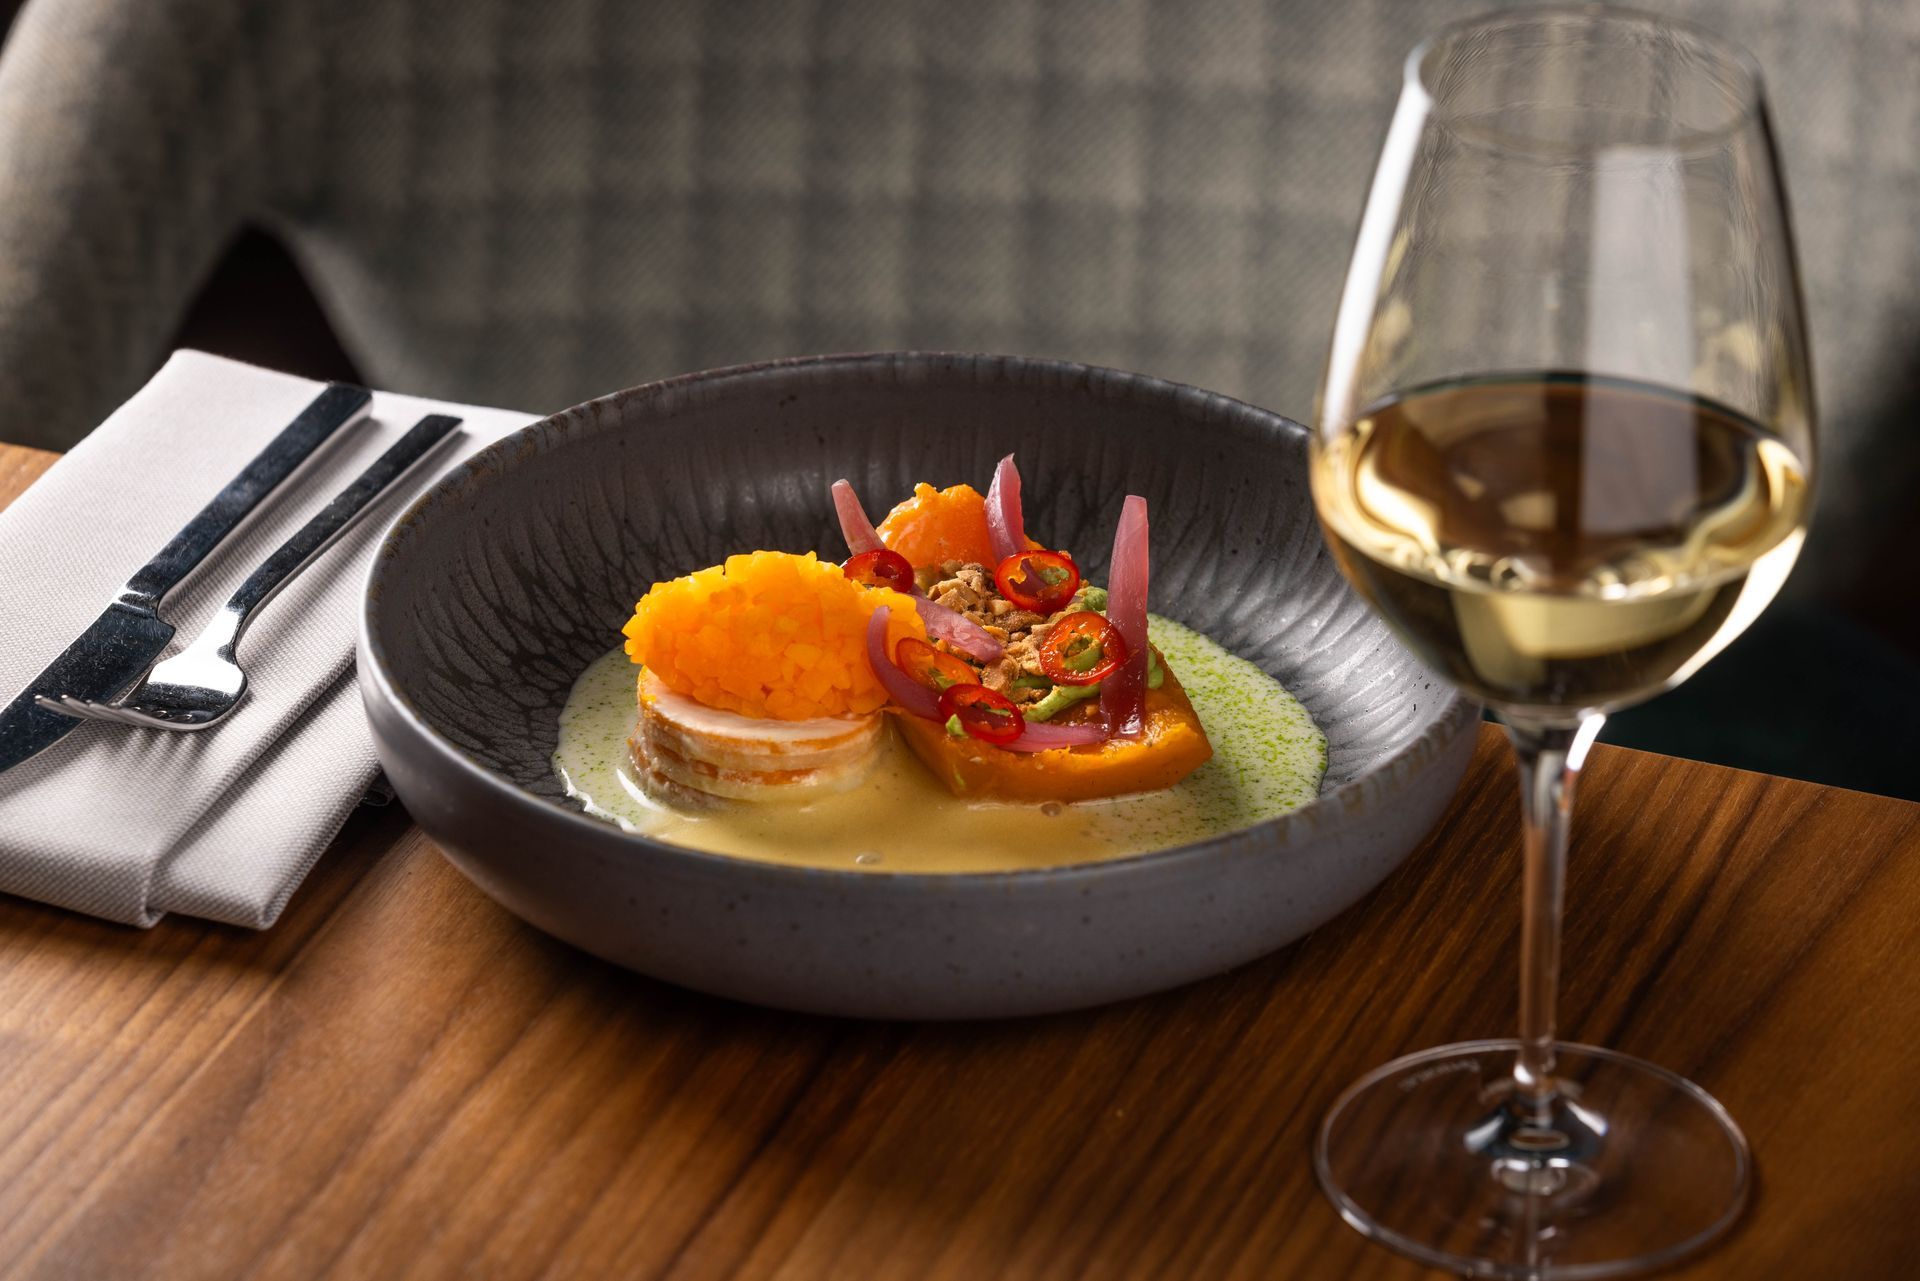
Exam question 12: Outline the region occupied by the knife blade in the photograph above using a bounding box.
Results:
[0,604,176,773]
[0,382,372,776]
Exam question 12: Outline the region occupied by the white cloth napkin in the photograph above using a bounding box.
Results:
[0,351,537,927]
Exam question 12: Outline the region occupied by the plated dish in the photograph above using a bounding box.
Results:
[358,353,1477,1017]
[554,456,1326,872]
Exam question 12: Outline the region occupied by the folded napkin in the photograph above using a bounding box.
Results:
[0,352,537,927]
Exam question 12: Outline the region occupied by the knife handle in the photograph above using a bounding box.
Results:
[119,383,372,609]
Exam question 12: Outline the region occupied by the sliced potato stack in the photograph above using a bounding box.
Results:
[628,670,883,808]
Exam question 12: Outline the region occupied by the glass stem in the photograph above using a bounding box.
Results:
[1503,712,1605,1104]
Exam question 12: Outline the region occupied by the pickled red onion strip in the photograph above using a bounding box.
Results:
[865,606,942,720]
[1099,495,1151,738]
[832,479,884,555]
[914,596,1005,662]
[985,453,1027,564]
[999,720,1111,754]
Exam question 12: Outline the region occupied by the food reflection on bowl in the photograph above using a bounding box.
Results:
[358,353,1478,1019]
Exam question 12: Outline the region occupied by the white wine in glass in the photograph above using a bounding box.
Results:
[1310,9,1813,1278]
[1316,373,1808,714]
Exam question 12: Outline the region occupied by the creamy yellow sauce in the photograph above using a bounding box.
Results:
[552,616,1327,872]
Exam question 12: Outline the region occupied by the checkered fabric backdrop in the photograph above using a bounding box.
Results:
[1,0,1916,598]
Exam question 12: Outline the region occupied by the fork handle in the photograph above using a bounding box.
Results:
[209,414,463,657]
[120,383,372,609]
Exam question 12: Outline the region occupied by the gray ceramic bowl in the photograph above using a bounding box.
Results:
[358,353,1476,1019]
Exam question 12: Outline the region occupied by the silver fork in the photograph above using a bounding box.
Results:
[39,414,462,730]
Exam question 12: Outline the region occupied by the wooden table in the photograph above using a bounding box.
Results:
[2,441,1917,1280]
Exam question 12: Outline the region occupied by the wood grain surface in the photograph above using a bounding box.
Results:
[2,441,1917,1279]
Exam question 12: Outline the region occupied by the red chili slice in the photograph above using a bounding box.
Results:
[843,547,916,592]
[938,684,1026,745]
[993,549,1080,614]
[895,637,980,693]
[1037,611,1129,686]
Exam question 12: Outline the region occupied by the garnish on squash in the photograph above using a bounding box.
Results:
[844,547,915,592]
[849,458,1212,798]
[994,549,1081,614]
[896,636,979,693]
[896,668,1212,800]
[939,684,1026,745]
[1038,611,1128,686]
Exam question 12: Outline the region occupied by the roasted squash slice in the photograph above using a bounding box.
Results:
[893,667,1213,802]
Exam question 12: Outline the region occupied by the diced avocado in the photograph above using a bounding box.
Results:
[1061,638,1107,673]
[1026,646,1165,721]
[1075,585,1109,612]
[945,713,965,737]
[1026,681,1101,722]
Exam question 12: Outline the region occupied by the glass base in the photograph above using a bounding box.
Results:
[1315,1040,1750,1279]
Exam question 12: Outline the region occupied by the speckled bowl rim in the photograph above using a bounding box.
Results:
[359,351,1479,886]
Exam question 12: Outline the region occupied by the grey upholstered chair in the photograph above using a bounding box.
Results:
[2,0,1916,792]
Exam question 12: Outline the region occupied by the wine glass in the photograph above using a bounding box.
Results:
[1309,9,1812,1277]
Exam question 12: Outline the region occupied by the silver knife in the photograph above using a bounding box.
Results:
[0,383,373,775]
